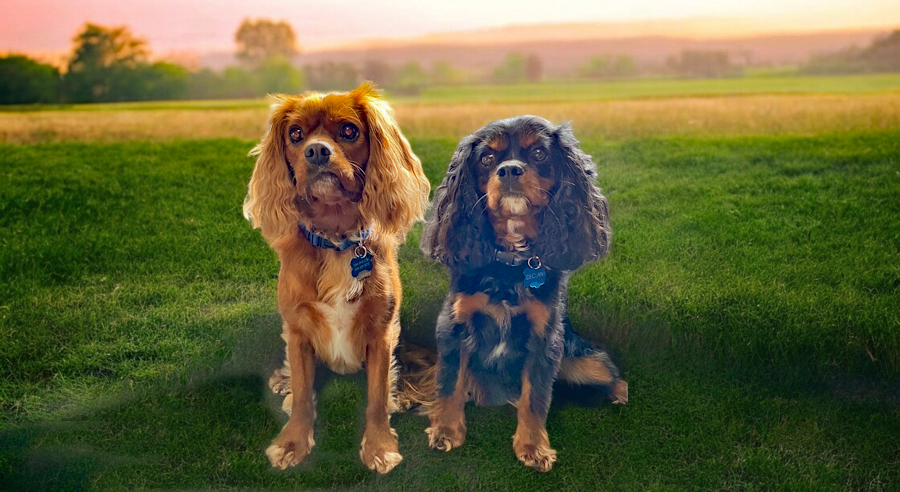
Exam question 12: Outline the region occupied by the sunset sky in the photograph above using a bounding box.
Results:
[2,0,900,57]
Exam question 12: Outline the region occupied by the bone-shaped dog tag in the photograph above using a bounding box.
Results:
[350,247,373,280]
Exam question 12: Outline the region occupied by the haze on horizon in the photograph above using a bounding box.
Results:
[2,0,900,57]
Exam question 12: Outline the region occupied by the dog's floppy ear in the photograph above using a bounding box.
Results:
[533,123,611,271]
[243,95,301,243]
[352,82,430,237]
[420,134,494,271]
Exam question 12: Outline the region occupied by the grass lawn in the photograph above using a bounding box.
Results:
[411,73,900,104]
[1,81,900,490]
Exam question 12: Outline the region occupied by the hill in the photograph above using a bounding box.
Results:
[200,22,891,76]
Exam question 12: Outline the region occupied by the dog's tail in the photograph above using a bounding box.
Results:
[559,320,629,405]
[395,340,439,414]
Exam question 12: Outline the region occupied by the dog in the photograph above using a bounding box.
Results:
[419,115,628,472]
[243,82,430,474]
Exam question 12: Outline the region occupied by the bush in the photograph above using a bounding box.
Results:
[802,29,900,75]
[0,55,60,104]
[254,55,303,94]
[304,62,359,91]
[667,50,740,78]
[392,61,428,95]
[578,55,638,79]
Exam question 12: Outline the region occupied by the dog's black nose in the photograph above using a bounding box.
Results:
[496,162,525,183]
[304,142,332,166]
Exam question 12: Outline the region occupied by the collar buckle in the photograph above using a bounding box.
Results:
[492,249,531,267]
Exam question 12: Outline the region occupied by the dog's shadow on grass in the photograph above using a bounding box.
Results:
[0,312,387,491]
[0,310,638,491]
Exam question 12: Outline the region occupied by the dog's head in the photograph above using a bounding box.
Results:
[421,115,610,272]
[244,82,430,242]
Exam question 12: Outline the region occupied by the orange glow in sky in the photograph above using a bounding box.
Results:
[2,0,899,56]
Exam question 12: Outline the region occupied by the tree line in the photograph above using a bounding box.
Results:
[0,21,303,104]
[3,20,899,105]
[0,19,552,105]
[803,30,900,74]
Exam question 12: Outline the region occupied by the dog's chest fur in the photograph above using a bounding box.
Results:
[290,249,370,374]
[454,266,563,406]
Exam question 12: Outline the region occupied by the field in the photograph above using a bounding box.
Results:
[1,75,899,490]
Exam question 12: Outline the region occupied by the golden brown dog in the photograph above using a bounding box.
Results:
[243,82,429,473]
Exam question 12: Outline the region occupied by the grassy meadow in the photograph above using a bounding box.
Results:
[1,74,899,490]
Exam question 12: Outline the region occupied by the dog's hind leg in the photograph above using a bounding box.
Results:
[558,322,628,404]
[268,326,292,396]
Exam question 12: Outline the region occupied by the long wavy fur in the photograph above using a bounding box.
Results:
[534,123,610,271]
[243,95,300,243]
[357,86,431,239]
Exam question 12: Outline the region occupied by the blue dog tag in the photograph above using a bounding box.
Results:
[524,266,546,289]
[351,251,373,280]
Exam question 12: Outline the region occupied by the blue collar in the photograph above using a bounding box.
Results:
[300,224,371,251]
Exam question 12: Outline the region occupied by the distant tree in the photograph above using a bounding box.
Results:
[361,59,395,87]
[235,19,298,67]
[0,55,60,104]
[88,61,188,101]
[430,60,466,86]
[221,67,259,97]
[63,23,149,102]
[188,68,257,99]
[579,56,611,78]
[613,55,637,77]
[393,61,429,95]
[69,24,147,70]
[579,55,637,79]
[803,30,900,75]
[304,62,358,91]
[137,62,190,100]
[667,50,737,78]
[858,30,900,72]
[255,55,303,94]
[802,47,863,75]
[524,54,542,83]
[492,53,527,83]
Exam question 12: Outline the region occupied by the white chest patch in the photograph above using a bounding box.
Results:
[313,299,363,374]
[310,250,367,374]
[486,341,509,365]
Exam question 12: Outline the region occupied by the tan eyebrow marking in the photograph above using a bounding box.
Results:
[485,133,508,152]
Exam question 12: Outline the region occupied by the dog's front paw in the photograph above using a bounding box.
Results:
[266,424,314,470]
[513,441,557,473]
[425,422,466,452]
[360,428,402,474]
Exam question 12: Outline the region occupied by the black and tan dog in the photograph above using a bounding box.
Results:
[419,115,628,472]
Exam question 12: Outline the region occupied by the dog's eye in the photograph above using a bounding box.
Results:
[339,123,359,141]
[531,148,548,162]
[288,125,303,144]
[481,154,496,167]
